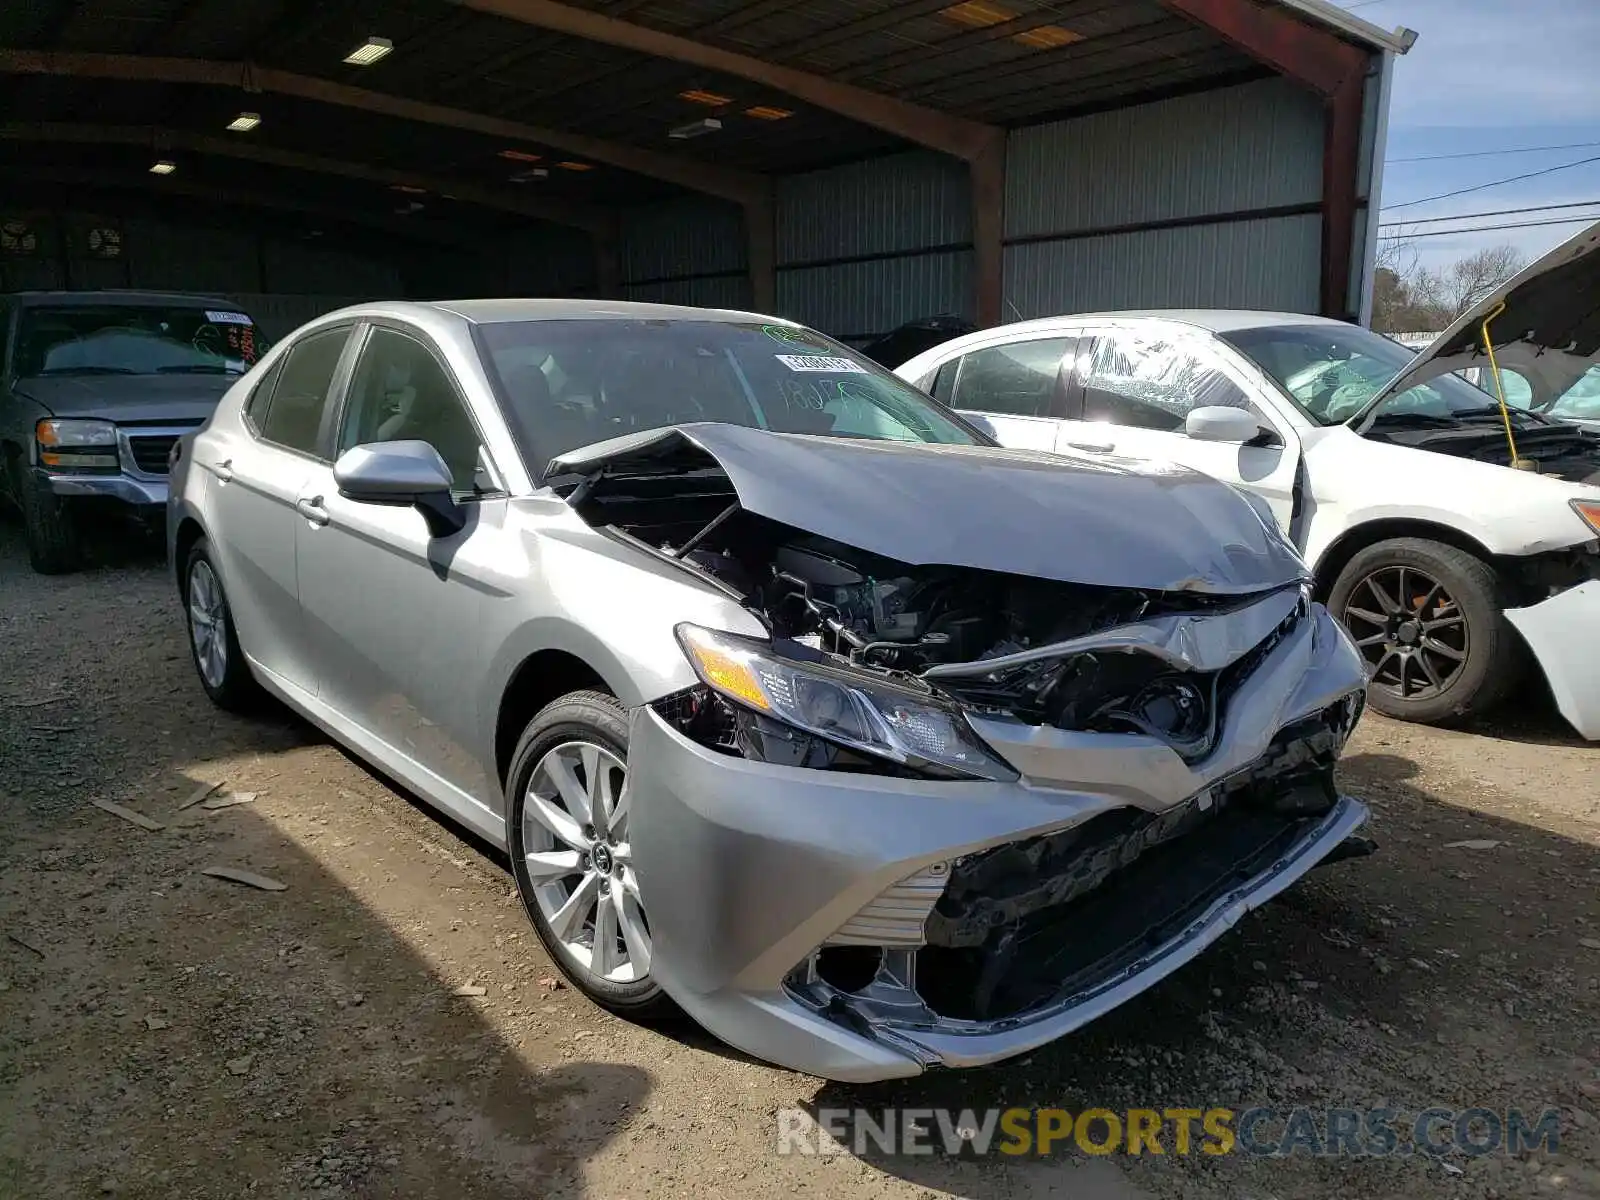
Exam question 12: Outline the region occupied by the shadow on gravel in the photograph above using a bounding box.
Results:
[0,525,650,1200]
[800,747,1600,1198]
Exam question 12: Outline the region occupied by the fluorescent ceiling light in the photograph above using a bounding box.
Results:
[510,168,550,182]
[391,184,427,194]
[343,37,393,66]
[149,160,176,175]
[744,105,793,121]
[226,112,261,132]
[679,88,732,106]
[668,118,722,140]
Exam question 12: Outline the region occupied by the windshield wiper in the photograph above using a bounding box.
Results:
[36,366,137,376]
[1367,411,1462,426]
[156,364,237,374]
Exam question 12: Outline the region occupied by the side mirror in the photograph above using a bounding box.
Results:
[333,440,465,538]
[1184,405,1265,444]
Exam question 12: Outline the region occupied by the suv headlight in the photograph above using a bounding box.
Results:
[36,418,119,470]
[675,623,1016,782]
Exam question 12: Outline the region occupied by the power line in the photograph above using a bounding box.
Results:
[1390,140,1600,164]
[1380,199,1600,228]
[1380,154,1600,211]
[1379,214,1600,240]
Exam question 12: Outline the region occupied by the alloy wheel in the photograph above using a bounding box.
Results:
[520,740,651,984]
[188,559,229,690]
[1342,565,1469,701]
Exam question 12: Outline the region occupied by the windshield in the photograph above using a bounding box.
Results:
[476,318,987,472]
[15,304,269,378]
[1220,323,1519,427]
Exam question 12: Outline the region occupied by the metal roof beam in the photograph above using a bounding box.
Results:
[7,165,495,248]
[0,120,609,233]
[447,0,1002,162]
[0,48,767,206]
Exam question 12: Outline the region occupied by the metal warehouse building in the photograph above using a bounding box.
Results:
[0,0,1413,342]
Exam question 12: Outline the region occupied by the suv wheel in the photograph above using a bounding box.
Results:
[1329,536,1523,725]
[184,539,261,711]
[507,690,675,1019]
[16,463,82,574]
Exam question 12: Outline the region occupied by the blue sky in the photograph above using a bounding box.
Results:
[1338,0,1600,270]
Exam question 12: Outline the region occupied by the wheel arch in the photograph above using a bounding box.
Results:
[494,648,621,791]
[171,515,208,599]
[1311,519,1498,602]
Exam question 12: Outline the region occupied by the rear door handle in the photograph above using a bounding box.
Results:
[210,458,233,483]
[1065,440,1115,453]
[295,496,330,527]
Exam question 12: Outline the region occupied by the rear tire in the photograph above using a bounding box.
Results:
[17,466,82,575]
[183,538,262,712]
[506,690,677,1020]
[1329,536,1523,725]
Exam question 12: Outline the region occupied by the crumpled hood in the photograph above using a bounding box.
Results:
[1351,218,1600,424]
[15,372,235,424]
[549,423,1309,595]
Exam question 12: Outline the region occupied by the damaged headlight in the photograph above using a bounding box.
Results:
[675,623,1017,782]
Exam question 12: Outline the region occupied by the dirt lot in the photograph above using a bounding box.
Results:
[2,520,1598,1200]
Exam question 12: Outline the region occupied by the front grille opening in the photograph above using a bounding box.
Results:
[913,706,1352,1024]
[917,803,1316,1022]
[816,946,882,993]
[128,435,179,475]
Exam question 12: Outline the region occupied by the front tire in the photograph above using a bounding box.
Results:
[1329,536,1522,725]
[506,690,675,1019]
[18,470,82,575]
[184,539,261,712]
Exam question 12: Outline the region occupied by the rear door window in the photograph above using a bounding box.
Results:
[949,338,1074,418]
[257,327,350,457]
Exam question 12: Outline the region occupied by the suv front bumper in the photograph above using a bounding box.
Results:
[35,466,167,507]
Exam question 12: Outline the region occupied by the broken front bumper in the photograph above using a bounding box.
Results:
[1507,579,1600,740]
[626,604,1371,1082]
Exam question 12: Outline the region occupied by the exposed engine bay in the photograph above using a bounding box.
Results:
[582,470,1294,758]
[1363,419,1600,484]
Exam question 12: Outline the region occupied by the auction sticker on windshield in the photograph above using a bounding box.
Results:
[205,310,254,325]
[776,354,867,374]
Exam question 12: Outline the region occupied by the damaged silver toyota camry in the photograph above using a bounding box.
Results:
[169,300,1374,1082]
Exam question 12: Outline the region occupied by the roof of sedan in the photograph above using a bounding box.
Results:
[963,310,1356,339]
[423,298,786,327]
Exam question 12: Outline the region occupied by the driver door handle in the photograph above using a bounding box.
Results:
[295,496,330,527]
[210,458,233,483]
[1065,440,1115,453]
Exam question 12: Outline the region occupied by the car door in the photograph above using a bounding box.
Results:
[292,320,508,800]
[1058,324,1304,534]
[932,334,1077,452]
[201,323,355,693]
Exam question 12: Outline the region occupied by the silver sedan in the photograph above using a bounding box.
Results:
[169,299,1373,1082]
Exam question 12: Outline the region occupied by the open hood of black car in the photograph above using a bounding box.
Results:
[548,423,1308,595]
[1350,219,1600,426]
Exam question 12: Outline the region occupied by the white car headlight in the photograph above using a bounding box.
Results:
[675,623,1016,782]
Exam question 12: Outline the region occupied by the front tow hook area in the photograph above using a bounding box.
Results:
[1313,833,1379,868]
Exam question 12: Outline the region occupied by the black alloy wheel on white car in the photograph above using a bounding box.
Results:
[1329,536,1524,725]
[506,690,676,1019]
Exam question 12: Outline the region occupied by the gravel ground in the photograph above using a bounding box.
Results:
[2,516,1598,1200]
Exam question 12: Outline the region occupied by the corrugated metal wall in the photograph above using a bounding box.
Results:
[618,196,749,309]
[776,150,972,339]
[1002,77,1327,318]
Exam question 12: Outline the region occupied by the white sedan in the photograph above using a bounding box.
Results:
[896,227,1600,739]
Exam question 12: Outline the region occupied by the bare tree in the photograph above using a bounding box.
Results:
[1369,239,1526,333]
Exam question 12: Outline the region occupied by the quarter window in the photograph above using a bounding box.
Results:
[950,338,1072,418]
[1080,331,1257,431]
[339,326,488,495]
[257,327,349,456]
